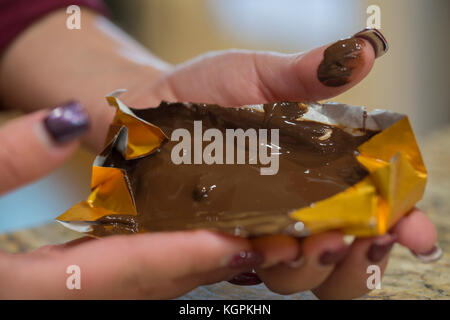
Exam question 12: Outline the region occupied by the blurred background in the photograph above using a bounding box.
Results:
[1,0,449,233]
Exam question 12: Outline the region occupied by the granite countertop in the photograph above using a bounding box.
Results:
[1,126,449,300]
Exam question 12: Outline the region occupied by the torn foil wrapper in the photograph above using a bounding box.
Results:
[57,90,426,238]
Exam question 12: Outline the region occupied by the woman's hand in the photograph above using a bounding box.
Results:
[0,9,268,299]
[0,102,266,299]
[119,28,440,299]
[0,9,440,299]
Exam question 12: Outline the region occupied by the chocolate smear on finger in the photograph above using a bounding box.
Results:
[317,38,366,87]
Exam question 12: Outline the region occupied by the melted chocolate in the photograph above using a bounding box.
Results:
[317,38,366,87]
[93,102,378,237]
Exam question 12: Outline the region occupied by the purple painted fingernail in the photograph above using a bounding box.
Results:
[411,245,443,263]
[43,101,89,144]
[353,28,389,58]
[227,251,264,269]
[228,272,262,286]
[319,247,349,266]
[367,234,397,263]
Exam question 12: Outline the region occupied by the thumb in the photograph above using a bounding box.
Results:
[0,101,89,195]
[138,28,387,107]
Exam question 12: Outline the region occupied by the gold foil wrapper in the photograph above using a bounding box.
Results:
[57,91,427,237]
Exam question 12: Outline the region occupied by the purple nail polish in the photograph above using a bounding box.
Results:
[43,101,89,144]
[353,28,389,58]
[228,272,262,286]
[319,247,348,266]
[367,234,397,263]
[411,245,443,263]
[227,251,264,269]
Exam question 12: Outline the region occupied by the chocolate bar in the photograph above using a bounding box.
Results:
[92,101,378,237]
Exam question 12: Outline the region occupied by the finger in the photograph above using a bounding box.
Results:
[313,208,439,299]
[131,28,387,108]
[250,235,300,269]
[30,236,96,256]
[391,208,441,262]
[7,230,263,299]
[0,101,89,195]
[312,233,395,300]
[228,235,303,287]
[254,232,349,295]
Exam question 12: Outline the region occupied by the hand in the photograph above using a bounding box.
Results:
[0,10,262,300]
[0,101,266,299]
[0,8,440,299]
[118,28,440,299]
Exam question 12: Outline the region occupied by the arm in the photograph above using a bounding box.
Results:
[0,9,169,152]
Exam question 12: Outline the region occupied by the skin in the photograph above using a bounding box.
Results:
[0,10,438,299]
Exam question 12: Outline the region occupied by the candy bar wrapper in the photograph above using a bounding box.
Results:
[56,90,427,238]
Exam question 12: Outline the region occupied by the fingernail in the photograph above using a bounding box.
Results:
[319,247,349,266]
[227,271,262,286]
[227,251,264,269]
[353,28,389,58]
[317,37,366,87]
[285,250,305,269]
[411,245,443,263]
[367,233,397,263]
[43,101,89,144]
[318,28,388,87]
